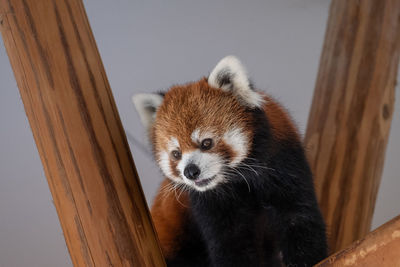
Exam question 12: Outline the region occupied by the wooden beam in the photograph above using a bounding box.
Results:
[0,0,165,266]
[315,215,400,267]
[305,0,400,252]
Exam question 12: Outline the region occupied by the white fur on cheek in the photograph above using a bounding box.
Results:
[223,128,249,166]
[191,129,200,143]
[157,151,182,183]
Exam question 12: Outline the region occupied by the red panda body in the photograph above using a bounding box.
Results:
[133,56,327,266]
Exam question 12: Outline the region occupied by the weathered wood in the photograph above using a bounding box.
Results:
[315,215,400,267]
[305,0,400,252]
[0,0,165,266]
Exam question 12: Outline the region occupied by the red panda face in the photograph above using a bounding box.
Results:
[133,56,265,191]
[152,79,255,191]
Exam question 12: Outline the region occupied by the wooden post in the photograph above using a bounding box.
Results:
[315,215,400,267]
[305,0,400,252]
[0,0,165,266]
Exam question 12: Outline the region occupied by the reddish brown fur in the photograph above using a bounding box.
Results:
[262,95,300,142]
[153,78,254,157]
[151,179,189,259]
[150,79,301,259]
[169,159,180,177]
[216,140,237,162]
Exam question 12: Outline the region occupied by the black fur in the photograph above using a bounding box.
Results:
[166,108,327,267]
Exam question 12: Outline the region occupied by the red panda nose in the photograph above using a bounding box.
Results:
[184,164,201,180]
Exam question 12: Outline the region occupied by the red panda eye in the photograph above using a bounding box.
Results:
[200,138,213,150]
[171,150,181,160]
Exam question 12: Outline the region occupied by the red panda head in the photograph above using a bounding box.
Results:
[133,56,265,191]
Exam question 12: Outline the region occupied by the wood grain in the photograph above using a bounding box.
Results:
[0,0,165,266]
[305,0,400,252]
[315,215,400,267]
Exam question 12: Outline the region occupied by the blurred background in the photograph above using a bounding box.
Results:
[1,0,399,266]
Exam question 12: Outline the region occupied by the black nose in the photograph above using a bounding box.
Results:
[184,164,201,180]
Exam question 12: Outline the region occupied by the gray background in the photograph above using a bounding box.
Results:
[1,1,399,266]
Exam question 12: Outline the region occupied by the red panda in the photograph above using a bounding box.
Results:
[133,56,327,267]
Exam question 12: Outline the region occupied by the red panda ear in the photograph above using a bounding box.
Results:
[132,93,164,130]
[208,56,264,108]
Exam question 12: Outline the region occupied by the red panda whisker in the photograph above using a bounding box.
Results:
[245,164,274,170]
[241,164,259,175]
[223,167,251,192]
[177,184,187,201]
[160,182,174,198]
[231,165,259,176]
[240,160,276,171]
[246,165,276,172]
[173,183,188,208]
[244,158,275,169]
[164,184,177,199]
[235,163,259,175]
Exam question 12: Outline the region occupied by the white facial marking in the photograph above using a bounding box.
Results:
[157,151,181,183]
[191,129,200,143]
[168,137,179,151]
[157,137,184,183]
[177,150,225,191]
[191,128,216,144]
[223,128,249,166]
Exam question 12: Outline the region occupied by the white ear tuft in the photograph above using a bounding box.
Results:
[208,56,264,108]
[132,93,164,130]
